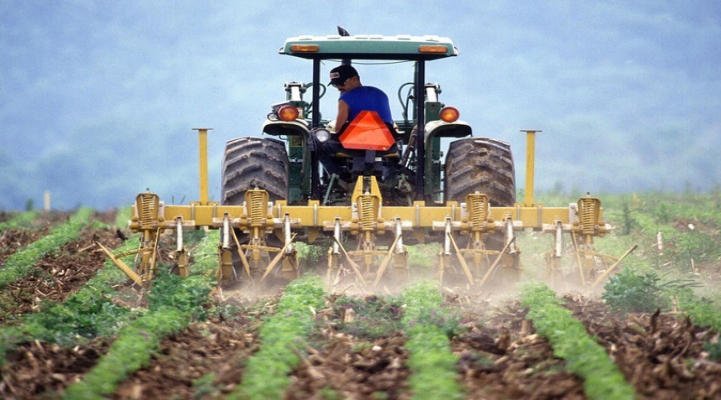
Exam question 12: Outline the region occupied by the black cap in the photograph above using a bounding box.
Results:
[328,65,358,86]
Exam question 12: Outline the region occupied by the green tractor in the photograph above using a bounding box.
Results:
[221,30,515,210]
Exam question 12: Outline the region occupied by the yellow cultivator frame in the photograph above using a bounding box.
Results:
[102,129,635,289]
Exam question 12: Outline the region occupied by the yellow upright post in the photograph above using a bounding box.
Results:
[521,130,541,207]
[193,128,212,205]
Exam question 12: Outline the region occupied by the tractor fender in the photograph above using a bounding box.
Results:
[424,119,472,140]
[262,119,310,139]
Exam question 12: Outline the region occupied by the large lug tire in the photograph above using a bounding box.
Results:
[221,137,289,205]
[444,137,515,206]
[221,137,289,282]
[444,137,519,285]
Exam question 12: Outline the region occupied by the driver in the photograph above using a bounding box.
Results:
[313,65,394,179]
[328,65,393,131]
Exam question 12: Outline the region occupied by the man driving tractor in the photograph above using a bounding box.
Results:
[312,64,397,180]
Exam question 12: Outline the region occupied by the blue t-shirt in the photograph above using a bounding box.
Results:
[340,86,393,124]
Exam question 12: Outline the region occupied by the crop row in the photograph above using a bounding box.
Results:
[0,208,93,288]
[521,283,636,400]
[0,210,38,233]
[65,230,218,398]
[230,275,326,399]
[400,282,463,399]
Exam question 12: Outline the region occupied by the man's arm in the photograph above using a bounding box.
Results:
[334,100,349,133]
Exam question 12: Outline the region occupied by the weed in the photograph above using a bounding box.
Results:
[333,295,403,339]
[603,269,670,313]
[192,373,221,399]
[603,269,700,314]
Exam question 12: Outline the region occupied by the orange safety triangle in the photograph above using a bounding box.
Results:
[339,111,395,151]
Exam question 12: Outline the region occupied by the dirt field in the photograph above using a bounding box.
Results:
[0,211,720,399]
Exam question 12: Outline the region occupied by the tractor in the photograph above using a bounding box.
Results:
[100,29,636,290]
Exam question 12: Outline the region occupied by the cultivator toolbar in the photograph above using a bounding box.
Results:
[100,129,635,290]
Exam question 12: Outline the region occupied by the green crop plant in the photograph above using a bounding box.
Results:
[0,233,142,365]
[23,288,140,346]
[400,281,463,400]
[24,232,144,342]
[64,307,190,399]
[230,274,326,400]
[521,283,636,400]
[295,241,324,264]
[64,231,218,399]
[404,243,441,271]
[113,206,132,228]
[0,210,38,233]
[0,208,92,288]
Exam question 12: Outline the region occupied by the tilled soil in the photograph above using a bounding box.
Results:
[0,227,122,324]
[454,299,585,399]
[1,338,110,399]
[111,315,260,400]
[566,295,721,399]
[287,333,411,400]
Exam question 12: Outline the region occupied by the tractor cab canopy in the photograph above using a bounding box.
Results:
[279,34,459,61]
[277,33,459,132]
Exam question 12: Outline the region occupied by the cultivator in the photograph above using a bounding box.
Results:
[101,129,634,290]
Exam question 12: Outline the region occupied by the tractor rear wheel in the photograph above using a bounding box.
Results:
[221,137,289,204]
[444,137,518,285]
[444,137,515,206]
[221,137,289,283]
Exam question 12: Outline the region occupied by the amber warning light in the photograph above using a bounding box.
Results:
[439,107,459,122]
[278,105,300,121]
[419,45,448,54]
[290,44,320,53]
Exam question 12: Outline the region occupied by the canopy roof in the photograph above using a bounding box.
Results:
[280,34,458,61]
